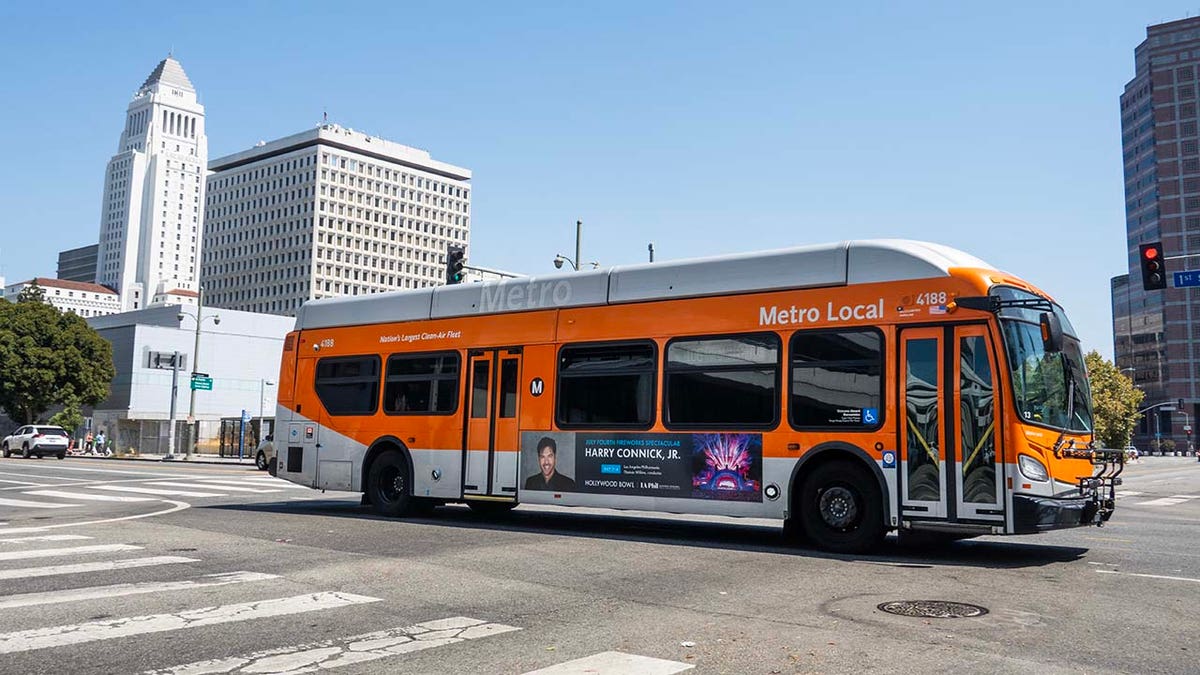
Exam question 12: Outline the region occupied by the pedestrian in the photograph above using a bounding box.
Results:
[85,431,94,454]
[96,430,108,456]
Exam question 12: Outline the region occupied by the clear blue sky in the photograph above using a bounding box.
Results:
[0,1,1193,358]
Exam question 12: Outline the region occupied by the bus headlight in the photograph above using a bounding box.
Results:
[1018,455,1049,482]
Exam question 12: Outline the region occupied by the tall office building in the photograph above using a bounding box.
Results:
[57,244,99,283]
[95,56,207,310]
[202,124,471,315]
[1113,18,1200,450]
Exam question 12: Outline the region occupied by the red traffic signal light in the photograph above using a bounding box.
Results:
[1139,242,1167,291]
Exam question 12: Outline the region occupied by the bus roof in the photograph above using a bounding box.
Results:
[294,239,996,330]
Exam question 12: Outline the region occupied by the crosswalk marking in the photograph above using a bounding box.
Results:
[0,534,92,544]
[90,484,228,498]
[151,481,280,494]
[0,478,50,487]
[0,571,278,610]
[523,651,695,675]
[23,489,158,502]
[1135,495,1200,507]
[0,591,382,654]
[0,543,142,562]
[195,479,296,490]
[0,556,199,580]
[143,616,520,675]
[0,496,79,509]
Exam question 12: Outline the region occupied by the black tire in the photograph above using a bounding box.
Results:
[21,445,30,459]
[797,459,885,554]
[1,444,9,458]
[467,500,517,516]
[256,450,268,471]
[366,450,413,517]
[56,452,66,460]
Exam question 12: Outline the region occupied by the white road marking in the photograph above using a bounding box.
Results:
[0,496,79,509]
[1114,490,1143,497]
[196,479,298,490]
[0,556,199,580]
[23,490,157,502]
[523,651,695,675]
[0,478,51,487]
[151,481,280,494]
[0,470,91,482]
[1134,495,1200,506]
[0,534,92,544]
[90,485,227,498]
[0,499,190,536]
[0,571,278,610]
[143,616,520,674]
[0,591,382,654]
[7,464,197,477]
[0,543,142,562]
[1095,570,1200,584]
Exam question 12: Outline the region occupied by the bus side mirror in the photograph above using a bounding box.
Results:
[1040,312,1064,353]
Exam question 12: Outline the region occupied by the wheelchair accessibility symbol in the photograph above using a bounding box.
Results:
[862,408,878,425]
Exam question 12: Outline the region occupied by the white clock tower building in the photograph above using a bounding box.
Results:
[95,56,207,310]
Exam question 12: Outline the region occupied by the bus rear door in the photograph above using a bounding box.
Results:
[463,348,522,500]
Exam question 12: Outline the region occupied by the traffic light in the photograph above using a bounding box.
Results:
[445,245,466,285]
[1139,242,1167,291]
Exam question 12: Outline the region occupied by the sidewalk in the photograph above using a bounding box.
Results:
[68,451,257,466]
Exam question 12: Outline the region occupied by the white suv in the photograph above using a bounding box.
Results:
[1,425,70,459]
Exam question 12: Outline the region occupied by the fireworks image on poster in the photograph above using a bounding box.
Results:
[691,433,762,501]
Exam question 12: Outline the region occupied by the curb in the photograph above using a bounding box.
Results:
[68,454,257,467]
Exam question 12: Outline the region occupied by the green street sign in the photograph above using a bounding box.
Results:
[190,376,213,391]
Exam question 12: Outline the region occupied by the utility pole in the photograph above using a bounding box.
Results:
[165,351,180,459]
[648,242,655,263]
[575,219,582,275]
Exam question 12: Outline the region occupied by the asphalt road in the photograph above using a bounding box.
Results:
[0,456,1197,674]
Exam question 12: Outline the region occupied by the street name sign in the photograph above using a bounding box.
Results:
[190,376,213,391]
[1174,270,1200,288]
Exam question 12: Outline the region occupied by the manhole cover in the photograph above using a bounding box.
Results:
[877,600,988,619]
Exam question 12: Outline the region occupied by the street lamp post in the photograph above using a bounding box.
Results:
[177,287,219,461]
[552,220,599,271]
[259,379,275,440]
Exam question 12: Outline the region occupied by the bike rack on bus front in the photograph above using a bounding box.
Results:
[1056,442,1124,525]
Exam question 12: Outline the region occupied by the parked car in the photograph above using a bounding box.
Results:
[1124,445,1140,461]
[1,425,71,459]
[255,435,275,471]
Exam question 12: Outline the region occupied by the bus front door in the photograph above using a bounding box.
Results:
[463,349,522,500]
[899,325,1005,526]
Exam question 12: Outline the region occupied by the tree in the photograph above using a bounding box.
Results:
[50,395,85,437]
[16,280,46,304]
[1084,351,1143,449]
[0,298,115,424]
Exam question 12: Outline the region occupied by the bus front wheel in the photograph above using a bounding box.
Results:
[367,450,413,517]
[798,460,885,554]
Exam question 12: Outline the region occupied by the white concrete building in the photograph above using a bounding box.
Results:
[4,278,121,318]
[202,123,471,316]
[87,306,293,455]
[95,56,207,311]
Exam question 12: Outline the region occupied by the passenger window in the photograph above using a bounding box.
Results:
[790,329,883,429]
[665,333,779,428]
[315,356,380,416]
[556,342,656,427]
[383,352,459,415]
[499,358,519,418]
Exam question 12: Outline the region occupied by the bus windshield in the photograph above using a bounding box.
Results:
[994,288,1092,433]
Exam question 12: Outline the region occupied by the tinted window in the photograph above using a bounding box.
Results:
[471,359,490,418]
[665,334,779,427]
[36,427,68,437]
[315,356,380,415]
[499,358,519,418]
[790,329,883,429]
[557,343,655,427]
[383,352,459,415]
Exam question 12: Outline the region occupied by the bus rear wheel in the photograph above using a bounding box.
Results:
[798,460,885,554]
[367,451,413,517]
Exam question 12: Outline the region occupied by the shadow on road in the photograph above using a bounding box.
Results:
[203,498,1087,569]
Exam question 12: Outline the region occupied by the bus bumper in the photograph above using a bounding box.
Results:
[1012,493,1112,533]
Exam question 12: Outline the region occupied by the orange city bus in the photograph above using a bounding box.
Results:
[270,239,1122,552]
